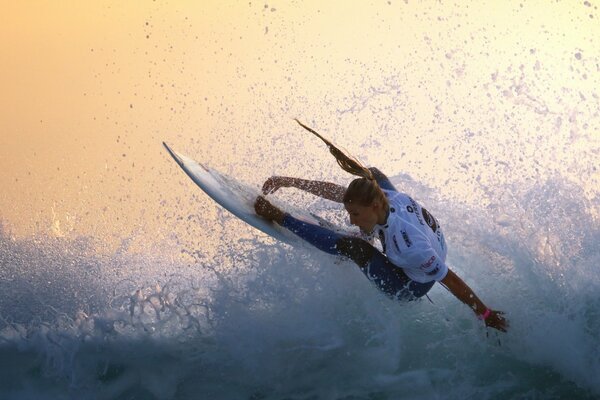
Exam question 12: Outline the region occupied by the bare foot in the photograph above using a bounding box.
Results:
[254,196,285,223]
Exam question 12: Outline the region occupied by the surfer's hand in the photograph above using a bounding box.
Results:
[262,176,289,195]
[484,310,509,332]
[254,196,285,224]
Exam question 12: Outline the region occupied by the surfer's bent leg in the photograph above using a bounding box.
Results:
[281,214,378,264]
[281,214,342,255]
[281,214,434,299]
[339,237,434,300]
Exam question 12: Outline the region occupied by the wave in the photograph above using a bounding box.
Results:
[0,175,599,400]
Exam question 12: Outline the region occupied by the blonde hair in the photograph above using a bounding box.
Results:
[295,119,388,208]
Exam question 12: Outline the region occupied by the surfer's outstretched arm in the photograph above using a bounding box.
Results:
[262,176,346,203]
[440,270,508,332]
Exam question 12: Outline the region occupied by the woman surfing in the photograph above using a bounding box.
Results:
[254,120,508,333]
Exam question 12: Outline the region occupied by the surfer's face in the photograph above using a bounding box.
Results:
[344,202,380,234]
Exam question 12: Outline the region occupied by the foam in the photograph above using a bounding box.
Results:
[1,173,599,399]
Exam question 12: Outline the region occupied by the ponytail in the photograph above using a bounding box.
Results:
[295,119,388,208]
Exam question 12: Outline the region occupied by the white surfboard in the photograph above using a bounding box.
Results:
[162,142,352,246]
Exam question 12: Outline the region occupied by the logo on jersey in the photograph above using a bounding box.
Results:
[420,255,436,271]
[392,235,402,253]
[421,207,438,233]
[401,230,412,247]
[407,197,425,226]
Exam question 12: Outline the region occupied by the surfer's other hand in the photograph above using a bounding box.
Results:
[254,196,285,224]
[485,310,509,333]
[262,176,289,195]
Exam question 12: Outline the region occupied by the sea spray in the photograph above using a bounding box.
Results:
[1,172,599,399]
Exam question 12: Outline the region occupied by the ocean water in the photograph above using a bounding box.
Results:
[2,3,600,398]
[1,172,599,400]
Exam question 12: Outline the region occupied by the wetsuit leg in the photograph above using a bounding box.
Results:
[281,215,434,299]
[337,237,434,300]
[281,215,340,255]
[368,167,398,192]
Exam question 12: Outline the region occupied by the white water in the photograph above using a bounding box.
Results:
[1,171,599,399]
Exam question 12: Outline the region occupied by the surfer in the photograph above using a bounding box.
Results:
[254,120,508,332]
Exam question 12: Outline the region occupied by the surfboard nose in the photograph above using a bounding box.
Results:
[163,142,184,166]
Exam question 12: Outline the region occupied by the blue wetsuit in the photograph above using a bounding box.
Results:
[280,169,435,300]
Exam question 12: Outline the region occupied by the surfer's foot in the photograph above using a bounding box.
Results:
[254,196,285,224]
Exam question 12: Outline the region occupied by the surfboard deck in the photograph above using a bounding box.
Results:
[162,142,351,246]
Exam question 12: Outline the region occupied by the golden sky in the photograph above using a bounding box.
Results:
[1,1,598,244]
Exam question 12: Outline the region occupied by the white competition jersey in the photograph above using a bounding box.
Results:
[373,189,449,283]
